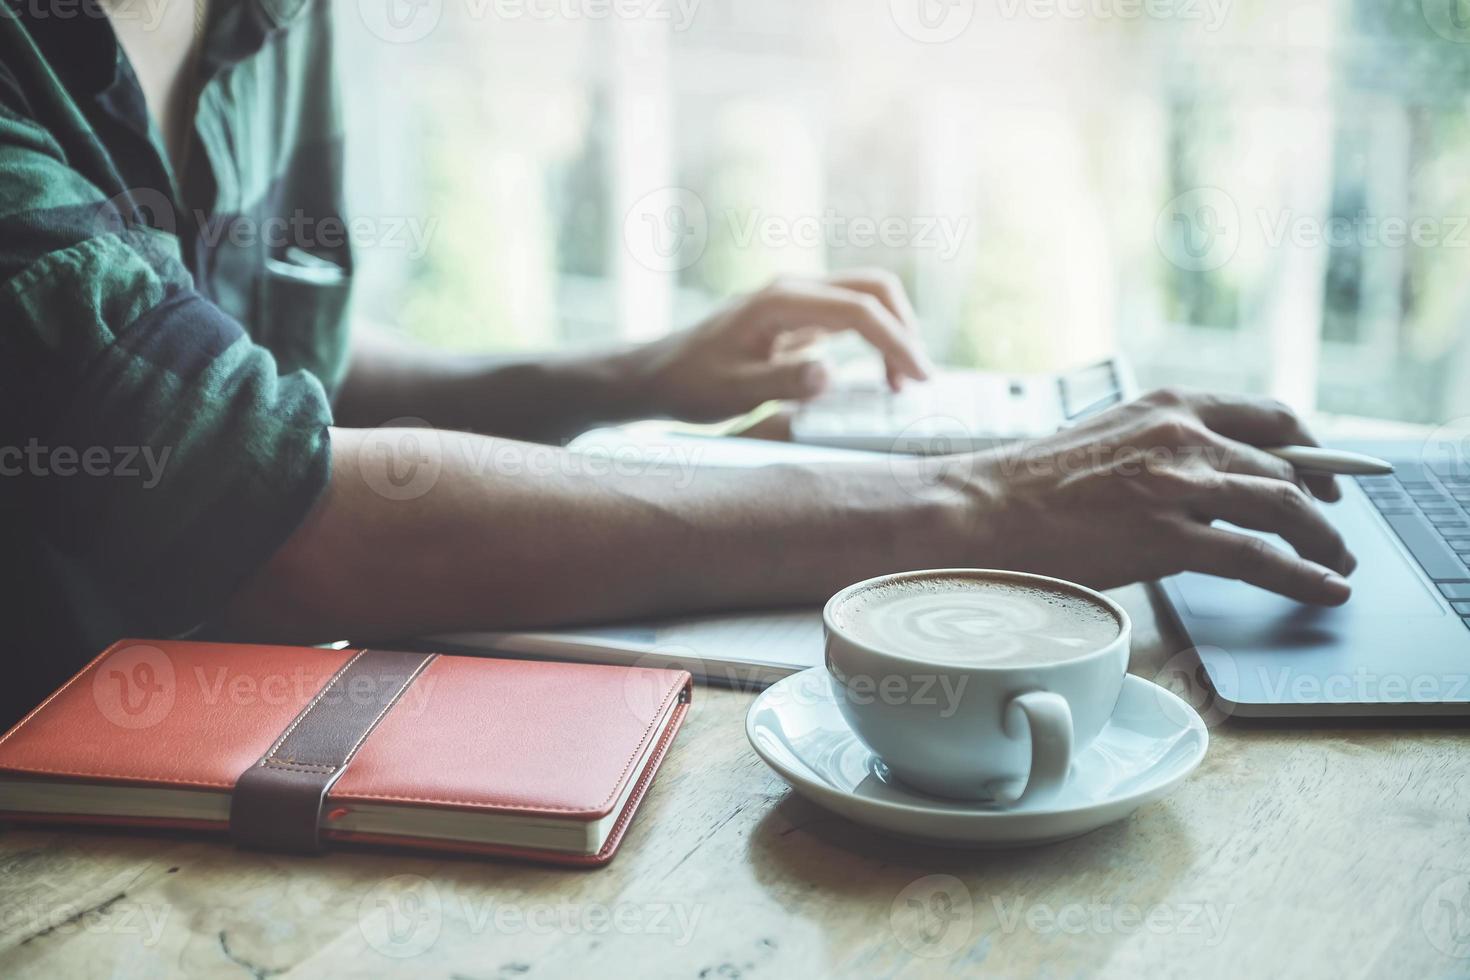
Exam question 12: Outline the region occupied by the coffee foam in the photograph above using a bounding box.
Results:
[833,574,1120,667]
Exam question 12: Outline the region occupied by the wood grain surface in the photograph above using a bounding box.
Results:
[2,584,1468,979]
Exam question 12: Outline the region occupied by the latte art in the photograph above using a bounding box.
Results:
[836,576,1120,666]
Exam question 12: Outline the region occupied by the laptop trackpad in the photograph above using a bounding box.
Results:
[1175,496,1443,619]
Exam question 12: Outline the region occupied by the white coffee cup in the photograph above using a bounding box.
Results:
[823,568,1131,805]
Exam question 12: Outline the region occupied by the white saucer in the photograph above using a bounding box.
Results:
[745,668,1208,847]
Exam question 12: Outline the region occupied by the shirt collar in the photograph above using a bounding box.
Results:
[199,0,313,77]
[256,0,309,27]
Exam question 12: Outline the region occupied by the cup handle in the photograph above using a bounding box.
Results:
[995,690,1073,806]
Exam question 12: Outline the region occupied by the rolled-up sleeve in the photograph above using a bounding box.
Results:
[0,102,332,636]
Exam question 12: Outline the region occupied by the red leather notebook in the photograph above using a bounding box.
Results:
[0,639,691,866]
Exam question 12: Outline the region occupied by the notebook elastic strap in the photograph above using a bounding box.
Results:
[229,648,437,854]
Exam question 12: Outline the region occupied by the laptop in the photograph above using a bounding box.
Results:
[790,356,1134,453]
[793,362,1470,717]
[1160,443,1470,718]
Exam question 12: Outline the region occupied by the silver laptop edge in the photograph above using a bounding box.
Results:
[1160,439,1470,718]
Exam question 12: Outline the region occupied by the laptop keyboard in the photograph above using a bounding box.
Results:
[1359,462,1470,622]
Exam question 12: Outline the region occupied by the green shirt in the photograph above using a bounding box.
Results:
[1,0,347,723]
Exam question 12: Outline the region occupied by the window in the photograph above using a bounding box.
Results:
[339,0,1470,423]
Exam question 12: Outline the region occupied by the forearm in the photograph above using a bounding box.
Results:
[333,325,654,443]
[223,428,971,642]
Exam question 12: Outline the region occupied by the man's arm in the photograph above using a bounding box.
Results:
[333,271,935,444]
[224,389,1358,644]
[0,72,333,640]
[223,425,959,639]
[333,324,654,444]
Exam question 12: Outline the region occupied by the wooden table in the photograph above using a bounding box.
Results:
[2,584,1468,979]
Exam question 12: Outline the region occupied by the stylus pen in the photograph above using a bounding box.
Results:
[1264,445,1394,476]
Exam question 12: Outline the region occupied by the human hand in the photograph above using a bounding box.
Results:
[958,388,1356,605]
[635,270,933,424]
